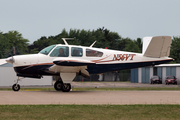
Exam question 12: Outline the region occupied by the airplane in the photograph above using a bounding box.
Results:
[6,36,173,92]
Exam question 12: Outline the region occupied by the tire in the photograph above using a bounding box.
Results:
[12,84,20,91]
[62,84,71,92]
[54,81,63,91]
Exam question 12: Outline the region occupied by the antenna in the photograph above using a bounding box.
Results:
[61,38,74,45]
[90,41,96,47]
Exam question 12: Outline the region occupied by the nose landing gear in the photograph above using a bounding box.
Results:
[12,84,20,91]
[12,77,24,91]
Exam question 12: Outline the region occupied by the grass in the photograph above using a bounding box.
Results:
[0,105,180,120]
[1,87,180,91]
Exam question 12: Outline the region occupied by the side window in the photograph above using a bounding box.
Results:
[86,49,103,57]
[71,47,83,57]
[50,46,69,57]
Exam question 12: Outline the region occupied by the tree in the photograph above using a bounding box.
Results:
[0,32,8,58]
[116,38,132,51]
[0,31,29,58]
[95,27,121,49]
[170,36,180,63]
[134,38,142,52]
[5,31,29,57]
[123,39,141,53]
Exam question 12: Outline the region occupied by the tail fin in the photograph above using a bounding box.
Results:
[143,36,171,58]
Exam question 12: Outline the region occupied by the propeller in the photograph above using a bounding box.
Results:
[5,46,17,64]
[5,56,14,64]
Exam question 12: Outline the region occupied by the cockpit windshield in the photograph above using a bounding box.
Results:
[39,45,56,55]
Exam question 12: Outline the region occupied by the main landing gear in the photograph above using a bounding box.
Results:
[54,81,63,91]
[54,81,71,92]
[61,83,71,92]
[54,76,72,92]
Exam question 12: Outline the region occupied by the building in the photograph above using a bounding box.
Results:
[131,64,180,84]
[0,59,52,86]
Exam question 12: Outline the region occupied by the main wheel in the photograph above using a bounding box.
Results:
[12,84,20,91]
[62,84,71,92]
[54,81,63,91]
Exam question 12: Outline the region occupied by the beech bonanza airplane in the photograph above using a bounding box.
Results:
[6,36,173,92]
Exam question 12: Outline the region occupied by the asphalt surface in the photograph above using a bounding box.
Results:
[0,91,180,105]
[0,82,180,105]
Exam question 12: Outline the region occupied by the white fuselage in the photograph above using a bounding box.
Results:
[11,44,172,68]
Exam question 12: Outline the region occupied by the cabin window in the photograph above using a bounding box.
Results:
[71,47,83,57]
[50,46,69,57]
[86,49,103,57]
[39,45,56,55]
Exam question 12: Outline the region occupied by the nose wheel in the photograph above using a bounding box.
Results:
[12,84,20,91]
[12,77,24,91]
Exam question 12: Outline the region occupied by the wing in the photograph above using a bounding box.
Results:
[48,58,95,78]
[53,58,95,66]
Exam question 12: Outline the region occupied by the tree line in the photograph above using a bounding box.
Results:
[0,27,179,63]
[28,27,142,54]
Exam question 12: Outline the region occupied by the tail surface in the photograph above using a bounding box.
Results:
[143,36,171,58]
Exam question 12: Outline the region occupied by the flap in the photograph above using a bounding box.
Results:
[49,64,90,79]
[79,69,90,79]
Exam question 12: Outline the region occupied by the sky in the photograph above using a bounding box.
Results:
[0,0,180,43]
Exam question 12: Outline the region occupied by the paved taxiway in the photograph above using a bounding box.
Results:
[1,82,180,105]
[0,91,180,105]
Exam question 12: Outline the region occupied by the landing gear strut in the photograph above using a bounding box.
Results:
[12,77,22,91]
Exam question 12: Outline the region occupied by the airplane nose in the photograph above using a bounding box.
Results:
[6,57,14,64]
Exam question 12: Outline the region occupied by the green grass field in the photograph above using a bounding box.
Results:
[0,105,180,120]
